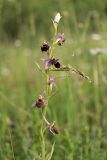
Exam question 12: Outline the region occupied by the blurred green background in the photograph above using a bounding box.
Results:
[0,0,107,160]
[0,0,107,40]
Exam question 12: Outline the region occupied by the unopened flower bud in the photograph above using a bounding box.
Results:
[48,76,55,86]
[48,76,56,90]
[54,13,61,23]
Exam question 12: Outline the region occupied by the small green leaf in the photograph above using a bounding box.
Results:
[47,142,55,160]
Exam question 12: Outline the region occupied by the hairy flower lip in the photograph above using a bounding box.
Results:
[32,95,47,108]
[54,61,60,68]
[41,42,50,52]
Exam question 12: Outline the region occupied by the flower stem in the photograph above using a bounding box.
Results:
[40,124,45,160]
[40,70,50,160]
[40,18,58,160]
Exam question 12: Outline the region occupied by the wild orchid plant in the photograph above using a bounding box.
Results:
[32,13,90,160]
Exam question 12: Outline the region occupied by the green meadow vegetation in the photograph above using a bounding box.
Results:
[0,0,107,159]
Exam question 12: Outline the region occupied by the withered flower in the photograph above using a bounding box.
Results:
[43,116,59,135]
[32,95,46,108]
[41,42,50,52]
[49,121,59,135]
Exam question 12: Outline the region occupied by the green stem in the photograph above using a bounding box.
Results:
[41,70,50,160]
[40,111,46,160]
[40,19,58,160]
[55,25,57,37]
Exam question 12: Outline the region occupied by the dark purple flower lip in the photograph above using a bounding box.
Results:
[32,94,47,108]
[41,42,50,52]
[51,58,61,68]
[54,60,60,68]
[44,57,61,70]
